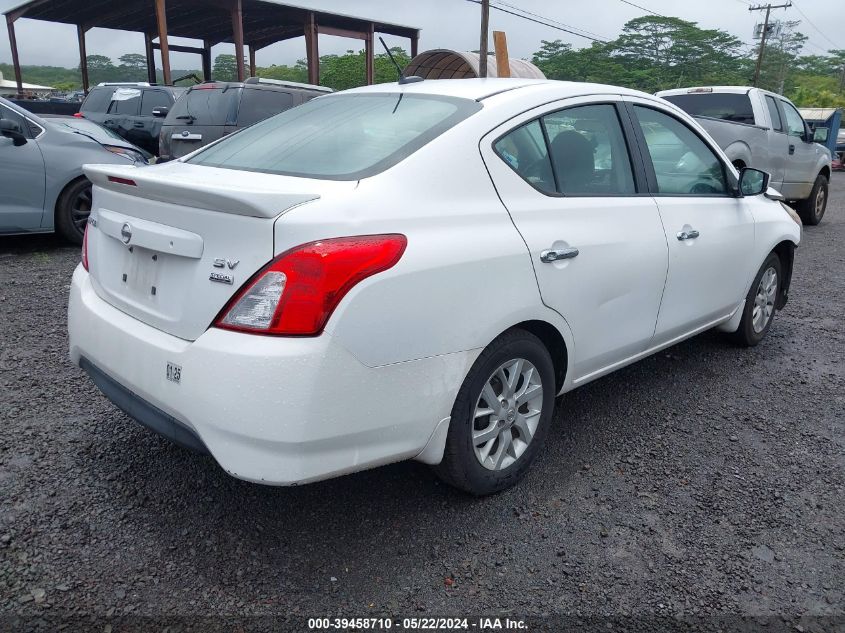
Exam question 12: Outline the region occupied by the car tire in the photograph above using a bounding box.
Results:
[433,329,556,496]
[796,174,828,226]
[730,252,782,347]
[55,178,93,245]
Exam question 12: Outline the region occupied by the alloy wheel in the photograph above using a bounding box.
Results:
[752,267,778,333]
[71,185,93,234]
[472,358,544,471]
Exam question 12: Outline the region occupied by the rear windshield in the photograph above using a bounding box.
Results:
[187,93,482,180]
[167,87,240,126]
[662,93,755,125]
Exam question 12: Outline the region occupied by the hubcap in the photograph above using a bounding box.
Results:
[815,187,826,218]
[71,186,93,234]
[472,358,544,471]
[751,267,778,334]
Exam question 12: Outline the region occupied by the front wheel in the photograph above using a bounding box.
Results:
[796,174,828,226]
[434,329,556,495]
[730,252,782,347]
[55,178,93,245]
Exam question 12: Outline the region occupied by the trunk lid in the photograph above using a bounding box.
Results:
[83,162,354,340]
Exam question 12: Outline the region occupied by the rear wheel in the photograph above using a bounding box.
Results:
[796,174,828,226]
[731,252,782,347]
[55,178,92,245]
[434,329,556,495]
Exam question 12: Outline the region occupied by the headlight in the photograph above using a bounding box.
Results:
[103,145,148,164]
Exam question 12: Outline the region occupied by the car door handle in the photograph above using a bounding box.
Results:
[789,144,795,155]
[540,247,579,263]
[676,229,700,241]
[133,122,144,128]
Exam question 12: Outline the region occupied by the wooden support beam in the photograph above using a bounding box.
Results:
[317,25,367,40]
[411,33,419,58]
[144,33,156,84]
[364,23,374,85]
[493,31,510,78]
[77,24,89,92]
[6,16,23,96]
[152,42,206,55]
[249,45,256,78]
[154,0,172,85]
[202,40,213,81]
[231,0,245,81]
[305,12,319,85]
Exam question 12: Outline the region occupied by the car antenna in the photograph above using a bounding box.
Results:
[379,37,423,85]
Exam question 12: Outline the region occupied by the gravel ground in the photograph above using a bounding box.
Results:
[1,175,843,633]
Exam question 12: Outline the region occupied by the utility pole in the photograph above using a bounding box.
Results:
[479,0,489,78]
[749,2,792,87]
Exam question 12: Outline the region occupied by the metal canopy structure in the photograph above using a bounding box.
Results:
[3,0,420,94]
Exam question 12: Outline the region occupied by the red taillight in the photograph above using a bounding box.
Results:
[73,112,84,118]
[214,234,407,336]
[81,221,89,271]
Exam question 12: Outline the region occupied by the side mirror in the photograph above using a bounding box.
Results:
[151,106,169,118]
[812,127,829,143]
[738,167,769,197]
[0,118,28,146]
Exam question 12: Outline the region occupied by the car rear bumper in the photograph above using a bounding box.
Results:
[68,265,473,485]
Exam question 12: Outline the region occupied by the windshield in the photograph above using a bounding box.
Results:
[662,93,755,125]
[187,93,482,180]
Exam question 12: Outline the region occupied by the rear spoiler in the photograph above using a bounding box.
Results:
[83,164,319,219]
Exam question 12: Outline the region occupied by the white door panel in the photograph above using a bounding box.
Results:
[480,98,668,380]
[652,197,755,341]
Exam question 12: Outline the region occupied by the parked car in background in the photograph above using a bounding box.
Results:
[69,79,800,495]
[657,86,832,225]
[78,83,186,156]
[0,96,148,244]
[158,78,330,161]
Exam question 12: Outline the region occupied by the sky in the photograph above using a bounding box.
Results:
[0,0,841,72]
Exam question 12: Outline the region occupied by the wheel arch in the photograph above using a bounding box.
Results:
[819,165,831,181]
[510,319,569,394]
[771,240,795,310]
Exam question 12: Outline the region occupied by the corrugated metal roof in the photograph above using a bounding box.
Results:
[799,107,841,121]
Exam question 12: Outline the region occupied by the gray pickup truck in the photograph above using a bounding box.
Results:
[657,86,832,225]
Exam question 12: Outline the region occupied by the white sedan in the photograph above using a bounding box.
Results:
[68,79,800,495]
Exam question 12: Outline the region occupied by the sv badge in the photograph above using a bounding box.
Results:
[213,258,240,270]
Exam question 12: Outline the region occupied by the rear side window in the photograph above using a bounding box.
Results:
[661,93,755,125]
[188,93,481,180]
[237,88,293,127]
[141,90,172,115]
[167,87,240,125]
[494,120,555,194]
[81,87,114,113]
[107,88,141,116]
[765,95,783,132]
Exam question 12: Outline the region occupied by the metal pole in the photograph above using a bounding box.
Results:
[155,0,172,85]
[479,0,489,78]
[231,0,245,82]
[6,17,23,96]
[752,5,771,87]
[77,24,89,92]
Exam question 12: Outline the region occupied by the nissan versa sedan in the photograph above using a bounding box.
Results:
[68,79,801,495]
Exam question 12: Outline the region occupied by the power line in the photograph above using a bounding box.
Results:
[790,1,839,50]
[617,0,667,18]
[465,0,607,42]
[492,0,610,41]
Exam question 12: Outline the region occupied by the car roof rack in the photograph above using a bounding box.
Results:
[243,77,333,93]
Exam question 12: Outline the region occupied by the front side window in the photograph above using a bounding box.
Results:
[781,101,807,139]
[542,104,635,195]
[141,90,172,116]
[189,93,481,180]
[0,104,31,138]
[633,106,727,195]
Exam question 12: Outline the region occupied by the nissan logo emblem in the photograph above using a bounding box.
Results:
[121,222,132,245]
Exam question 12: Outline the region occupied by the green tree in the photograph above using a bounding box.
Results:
[213,54,238,81]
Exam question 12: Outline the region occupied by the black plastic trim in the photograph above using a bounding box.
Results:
[80,357,210,455]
